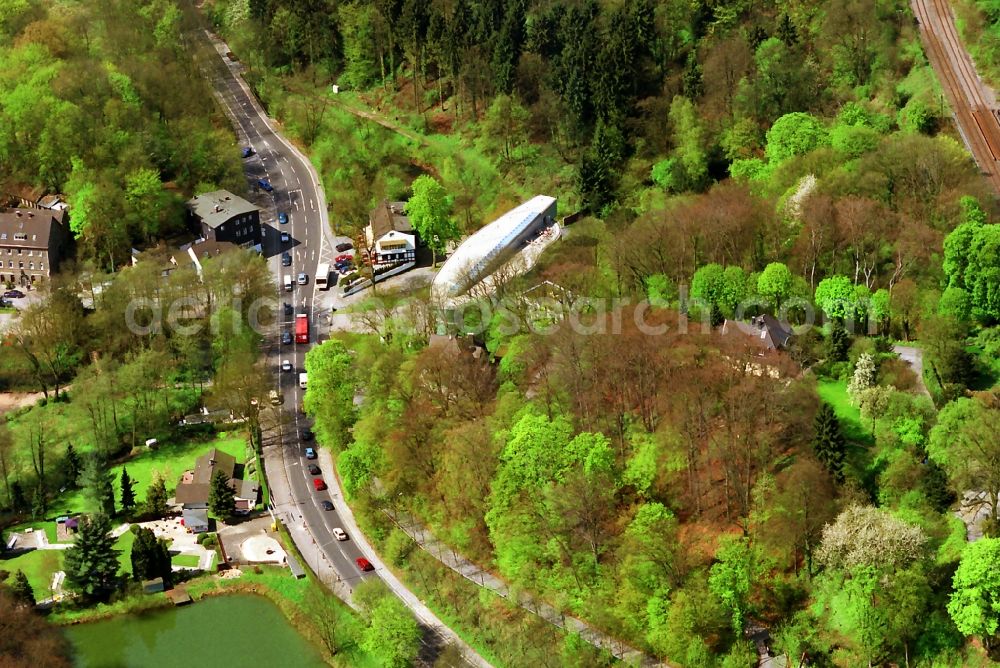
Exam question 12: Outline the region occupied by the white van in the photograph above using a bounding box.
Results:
[283,274,292,291]
[298,372,308,389]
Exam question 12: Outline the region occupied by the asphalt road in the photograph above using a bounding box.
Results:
[199,32,370,586]
[199,31,490,668]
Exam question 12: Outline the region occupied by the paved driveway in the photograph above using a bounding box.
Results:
[894,345,930,396]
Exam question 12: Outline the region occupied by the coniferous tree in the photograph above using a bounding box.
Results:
[79,454,115,516]
[10,570,35,607]
[64,443,81,488]
[827,319,851,362]
[208,470,235,520]
[119,467,136,514]
[63,513,120,602]
[129,527,172,585]
[812,403,846,482]
[10,480,26,513]
[144,474,168,518]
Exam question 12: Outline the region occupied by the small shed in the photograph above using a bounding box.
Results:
[142,577,165,594]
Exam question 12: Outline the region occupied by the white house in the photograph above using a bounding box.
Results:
[364,200,416,267]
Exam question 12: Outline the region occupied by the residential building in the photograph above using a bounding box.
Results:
[364,200,416,266]
[0,207,68,286]
[187,190,261,249]
[174,448,259,520]
[721,314,794,351]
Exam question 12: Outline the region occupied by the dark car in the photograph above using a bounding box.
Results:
[278,212,288,224]
[281,252,292,266]
[300,428,314,441]
[321,500,334,511]
[257,178,273,192]
[355,557,374,572]
[4,289,25,299]
[335,242,353,252]
[307,464,320,475]
[241,147,254,158]
[284,302,293,316]
[281,331,292,345]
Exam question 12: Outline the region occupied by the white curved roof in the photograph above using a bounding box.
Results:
[432,195,556,303]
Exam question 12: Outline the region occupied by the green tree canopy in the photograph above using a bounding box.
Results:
[757,262,793,308]
[765,112,829,163]
[404,175,457,266]
[208,470,235,520]
[129,526,172,585]
[64,513,120,602]
[304,339,356,450]
[948,538,1000,649]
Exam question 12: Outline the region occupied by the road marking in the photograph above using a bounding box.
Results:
[309,199,315,211]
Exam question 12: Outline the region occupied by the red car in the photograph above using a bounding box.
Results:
[312,478,327,491]
[355,557,374,572]
[335,254,352,263]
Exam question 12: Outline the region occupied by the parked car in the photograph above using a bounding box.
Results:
[321,500,334,511]
[257,178,273,192]
[278,212,288,224]
[335,242,353,252]
[355,557,373,571]
[297,272,308,285]
[281,359,292,372]
[335,254,352,263]
[304,447,316,459]
[300,428,313,441]
[307,464,320,475]
[280,232,290,243]
[312,478,327,491]
[281,252,292,266]
[333,528,348,541]
[242,147,254,158]
[283,302,293,316]
[268,390,283,406]
[4,289,24,299]
[281,331,292,345]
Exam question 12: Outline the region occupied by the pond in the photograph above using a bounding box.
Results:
[65,594,328,668]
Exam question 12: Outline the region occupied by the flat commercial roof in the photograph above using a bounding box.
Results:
[432,195,555,302]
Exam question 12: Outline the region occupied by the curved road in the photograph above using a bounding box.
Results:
[198,30,488,668]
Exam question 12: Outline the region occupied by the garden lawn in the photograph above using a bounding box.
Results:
[0,548,64,596]
[171,554,200,568]
[50,433,248,517]
[817,379,872,443]
[115,528,135,576]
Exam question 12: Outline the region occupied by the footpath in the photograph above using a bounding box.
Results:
[370,491,666,667]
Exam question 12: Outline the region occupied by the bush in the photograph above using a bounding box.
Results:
[383,528,416,567]
[197,533,217,547]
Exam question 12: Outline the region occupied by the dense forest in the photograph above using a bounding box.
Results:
[203,0,1000,666]
[0,0,243,269]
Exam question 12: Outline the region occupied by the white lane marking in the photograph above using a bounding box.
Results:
[309,199,315,211]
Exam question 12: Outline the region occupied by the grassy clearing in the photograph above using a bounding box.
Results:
[817,379,873,445]
[0,547,64,595]
[52,433,248,516]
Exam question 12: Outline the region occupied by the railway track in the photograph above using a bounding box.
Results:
[913,0,1000,193]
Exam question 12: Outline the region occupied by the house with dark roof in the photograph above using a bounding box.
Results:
[0,207,67,286]
[174,448,259,525]
[363,200,416,267]
[721,314,794,351]
[187,190,261,249]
